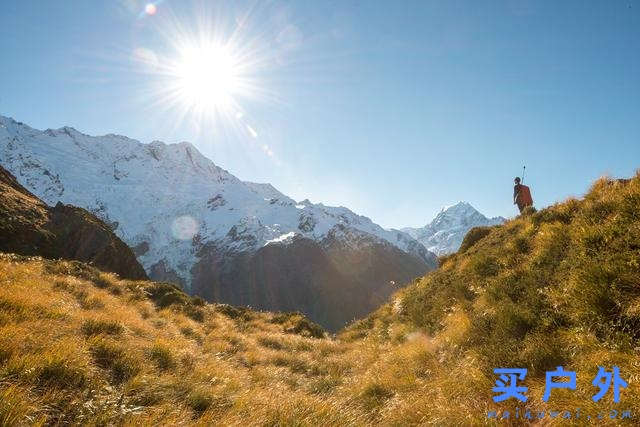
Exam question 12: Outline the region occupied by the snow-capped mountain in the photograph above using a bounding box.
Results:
[402,202,506,255]
[0,115,435,330]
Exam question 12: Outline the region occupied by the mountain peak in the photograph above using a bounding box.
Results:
[0,115,33,133]
[438,201,479,215]
[403,201,505,255]
[0,115,436,288]
[0,114,14,125]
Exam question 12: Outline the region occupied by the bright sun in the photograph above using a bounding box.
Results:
[173,43,240,112]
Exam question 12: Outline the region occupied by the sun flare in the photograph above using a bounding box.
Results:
[132,3,272,131]
[173,42,240,112]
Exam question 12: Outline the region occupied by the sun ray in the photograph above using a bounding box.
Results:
[130,1,277,130]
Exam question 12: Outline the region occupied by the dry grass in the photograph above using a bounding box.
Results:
[345,172,640,425]
[2,172,640,425]
[0,255,360,425]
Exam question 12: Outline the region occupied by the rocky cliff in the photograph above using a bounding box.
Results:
[0,165,147,280]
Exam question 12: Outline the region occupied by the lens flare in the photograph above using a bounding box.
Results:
[171,216,198,240]
[145,3,157,15]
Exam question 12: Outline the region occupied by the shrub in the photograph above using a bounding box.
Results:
[531,205,574,226]
[269,312,292,324]
[0,296,62,324]
[294,340,313,351]
[188,390,213,417]
[79,295,105,310]
[108,285,123,296]
[180,326,197,339]
[45,261,113,289]
[459,226,491,253]
[184,305,205,322]
[510,235,530,254]
[191,296,206,306]
[582,199,617,224]
[0,347,12,365]
[145,283,205,321]
[492,302,537,340]
[125,377,166,406]
[567,260,620,331]
[146,283,190,308]
[4,170,640,425]
[216,304,249,320]
[218,335,246,356]
[283,316,326,339]
[519,333,569,376]
[124,282,148,301]
[437,253,455,266]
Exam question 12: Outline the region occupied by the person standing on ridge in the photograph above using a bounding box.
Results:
[513,177,533,213]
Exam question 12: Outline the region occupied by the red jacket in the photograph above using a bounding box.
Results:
[514,184,533,209]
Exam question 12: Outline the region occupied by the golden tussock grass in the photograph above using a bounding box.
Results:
[2,172,640,425]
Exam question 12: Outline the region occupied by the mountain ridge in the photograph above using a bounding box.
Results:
[0,114,436,329]
[0,114,433,270]
[402,201,506,255]
[1,171,638,424]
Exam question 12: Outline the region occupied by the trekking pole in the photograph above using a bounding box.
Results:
[522,165,526,184]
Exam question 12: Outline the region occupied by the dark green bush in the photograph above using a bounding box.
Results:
[459,226,491,253]
[146,283,190,308]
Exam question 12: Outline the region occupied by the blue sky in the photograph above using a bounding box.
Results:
[1,1,639,228]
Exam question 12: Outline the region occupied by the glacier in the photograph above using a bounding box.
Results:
[0,115,434,288]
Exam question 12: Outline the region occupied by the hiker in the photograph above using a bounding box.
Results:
[513,177,533,213]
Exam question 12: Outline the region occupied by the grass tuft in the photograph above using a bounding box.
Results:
[81,318,124,336]
[89,338,140,384]
[147,342,176,371]
[0,386,30,426]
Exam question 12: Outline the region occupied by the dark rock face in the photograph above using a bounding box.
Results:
[0,165,147,280]
[207,194,226,210]
[298,214,317,232]
[132,241,150,256]
[191,234,434,332]
[149,259,186,287]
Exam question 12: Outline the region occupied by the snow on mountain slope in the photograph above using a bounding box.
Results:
[402,201,506,255]
[0,115,434,289]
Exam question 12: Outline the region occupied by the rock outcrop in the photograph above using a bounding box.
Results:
[0,165,147,280]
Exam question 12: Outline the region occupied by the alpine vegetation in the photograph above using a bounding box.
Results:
[0,116,436,330]
[1,172,640,424]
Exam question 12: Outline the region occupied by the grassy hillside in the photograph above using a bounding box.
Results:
[343,173,640,423]
[1,172,639,425]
